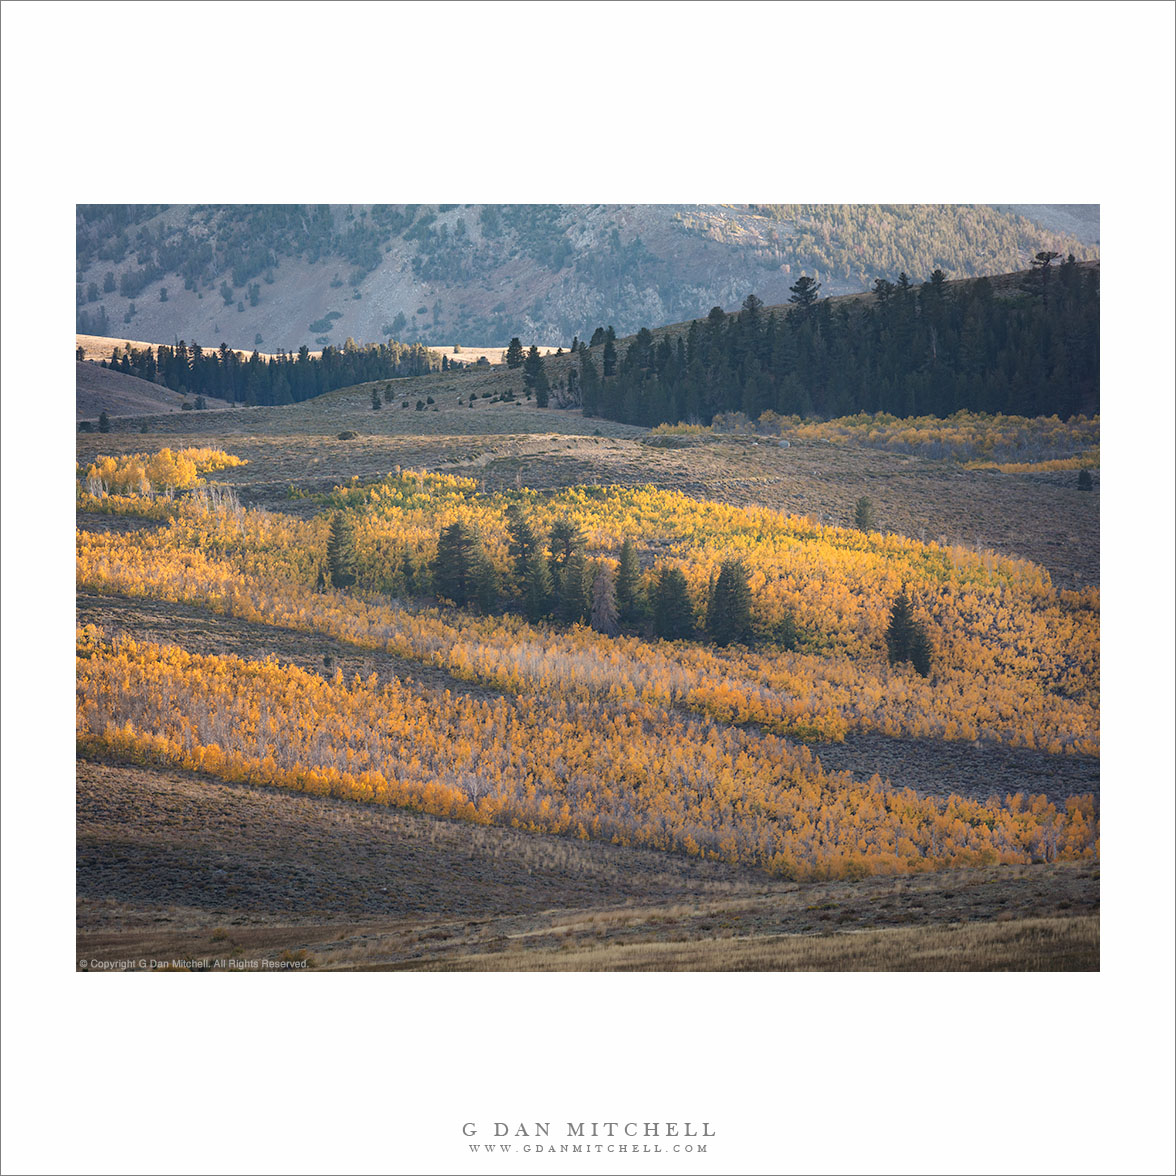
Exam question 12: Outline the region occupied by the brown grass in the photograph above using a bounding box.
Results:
[401,917,1099,972]
[76,760,1099,972]
[429,344,562,365]
[75,334,307,363]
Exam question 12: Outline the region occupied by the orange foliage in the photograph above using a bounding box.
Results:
[76,628,1098,879]
[82,447,247,496]
[77,472,1099,755]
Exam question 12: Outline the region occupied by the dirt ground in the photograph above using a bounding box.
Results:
[76,760,1099,972]
[77,385,1099,589]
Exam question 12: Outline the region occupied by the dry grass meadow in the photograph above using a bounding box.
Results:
[76,362,1100,588]
[76,761,1098,972]
[76,333,308,364]
[76,347,1100,970]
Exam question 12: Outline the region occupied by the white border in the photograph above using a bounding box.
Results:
[2,3,1173,1174]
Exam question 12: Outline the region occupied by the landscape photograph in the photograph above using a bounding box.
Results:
[4,3,1173,1173]
[73,201,1103,972]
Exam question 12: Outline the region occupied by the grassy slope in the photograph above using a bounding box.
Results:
[76,380,1100,589]
[410,917,1099,972]
[76,761,1099,972]
[76,362,194,420]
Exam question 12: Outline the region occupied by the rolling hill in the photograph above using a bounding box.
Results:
[75,204,1098,353]
[76,361,196,420]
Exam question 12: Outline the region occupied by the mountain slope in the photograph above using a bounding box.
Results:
[76,361,193,420]
[991,205,1100,245]
[75,204,1098,352]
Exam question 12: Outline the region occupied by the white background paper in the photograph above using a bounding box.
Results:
[2,2,1173,1173]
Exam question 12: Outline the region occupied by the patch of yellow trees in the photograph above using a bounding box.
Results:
[75,453,1100,877]
[76,628,1098,878]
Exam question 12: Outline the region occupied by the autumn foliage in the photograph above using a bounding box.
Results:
[82,447,247,496]
[76,627,1098,879]
[76,451,1099,879]
[657,410,1100,471]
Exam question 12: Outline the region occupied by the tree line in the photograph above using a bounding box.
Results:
[324,509,933,673]
[323,510,853,658]
[573,258,1099,427]
[94,338,442,406]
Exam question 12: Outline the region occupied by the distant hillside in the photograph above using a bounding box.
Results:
[76,333,297,364]
[991,205,1100,246]
[76,361,193,420]
[75,204,1098,351]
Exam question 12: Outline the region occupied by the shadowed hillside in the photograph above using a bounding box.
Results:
[76,361,195,420]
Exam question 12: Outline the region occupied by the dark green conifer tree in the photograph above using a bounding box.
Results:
[523,345,550,407]
[579,351,601,416]
[788,275,821,311]
[885,589,915,665]
[432,520,480,606]
[326,513,358,589]
[705,559,753,646]
[522,548,553,621]
[854,495,875,531]
[472,549,498,614]
[548,518,585,574]
[909,623,933,678]
[652,564,695,640]
[505,337,525,368]
[602,327,617,378]
[615,537,643,626]
[557,548,590,623]
[885,588,931,675]
[506,507,541,581]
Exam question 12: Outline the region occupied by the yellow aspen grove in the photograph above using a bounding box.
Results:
[75,449,1099,882]
[82,447,247,495]
[76,466,1099,755]
[652,411,1099,469]
[76,629,1098,879]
